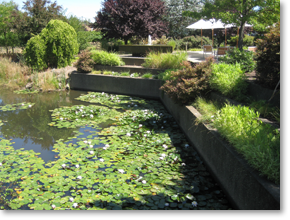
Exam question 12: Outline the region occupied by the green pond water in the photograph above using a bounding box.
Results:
[0,89,233,210]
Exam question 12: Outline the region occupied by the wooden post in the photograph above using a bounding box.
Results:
[201,29,203,46]
[212,29,214,47]
[236,27,239,48]
[225,28,227,46]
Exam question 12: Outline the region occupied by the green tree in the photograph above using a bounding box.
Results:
[0,1,19,53]
[183,0,280,50]
[24,19,79,70]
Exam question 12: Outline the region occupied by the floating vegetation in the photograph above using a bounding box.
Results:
[0,102,35,112]
[14,90,39,94]
[0,92,231,210]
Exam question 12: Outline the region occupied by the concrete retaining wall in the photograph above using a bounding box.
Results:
[70,72,280,210]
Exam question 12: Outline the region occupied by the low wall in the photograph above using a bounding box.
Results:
[93,65,164,75]
[70,72,280,210]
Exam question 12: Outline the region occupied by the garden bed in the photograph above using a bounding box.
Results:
[70,72,280,210]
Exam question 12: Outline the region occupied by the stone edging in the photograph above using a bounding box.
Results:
[69,72,280,210]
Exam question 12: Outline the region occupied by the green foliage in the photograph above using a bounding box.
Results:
[212,104,280,184]
[157,69,179,81]
[167,40,176,50]
[141,73,153,79]
[179,36,212,50]
[227,35,255,47]
[218,48,256,73]
[23,35,47,70]
[90,50,125,66]
[75,50,95,73]
[255,22,280,89]
[160,58,214,105]
[100,38,125,52]
[24,19,79,70]
[248,100,280,122]
[142,52,187,69]
[209,63,248,99]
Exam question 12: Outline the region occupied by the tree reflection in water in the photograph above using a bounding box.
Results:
[0,89,93,162]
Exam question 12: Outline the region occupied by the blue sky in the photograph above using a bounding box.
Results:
[9,0,103,22]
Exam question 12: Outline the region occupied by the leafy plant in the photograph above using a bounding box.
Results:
[157,69,179,82]
[160,57,214,105]
[218,48,256,73]
[209,62,248,99]
[167,40,176,50]
[75,50,95,73]
[142,52,187,69]
[255,22,280,89]
[141,73,153,79]
[90,50,124,66]
[212,104,280,184]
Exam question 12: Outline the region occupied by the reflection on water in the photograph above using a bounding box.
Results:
[0,89,99,163]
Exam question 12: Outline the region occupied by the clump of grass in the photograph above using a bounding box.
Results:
[209,62,247,100]
[0,57,32,90]
[141,73,153,79]
[142,52,188,69]
[91,70,102,75]
[157,69,179,81]
[90,50,125,66]
[120,71,130,76]
[213,104,280,184]
[249,100,280,122]
[103,70,112,75]
[130,73,140,78]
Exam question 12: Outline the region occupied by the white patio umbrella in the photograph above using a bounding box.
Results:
[186,19,227,46]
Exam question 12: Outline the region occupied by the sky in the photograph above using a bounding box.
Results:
[9,0,103,22]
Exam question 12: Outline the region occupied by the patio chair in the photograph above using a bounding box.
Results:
[203,45,213,58]
[214,47,229,60]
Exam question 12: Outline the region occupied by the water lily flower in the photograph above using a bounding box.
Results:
[159,156,164,160]
[72,203,78,208]
[136,176,143,181]
[82,115,84,117]
[77,176,82,180]
[105,144,110,148]
[83,140,88,144]
[76,119,78,121]
[144,134,147,137]
[139,124,142,128]
[60,117,63,121]
[75,164,79,168]
[75,111,78,114]
[29,105,32,108]
[21,103,24,106]
[142,180,146,184]
[126,133,131,137]
[90,115,93,118]
[69,197,74,202]
[99,158,104,162]
[181,163,186,166]
[146,131,150,134]
[102,92,104,95]
[51,204,56,209]
[161,153,166,157]
[79,109,83,112]
[89,151,94,155]
[0,162,2,166]
[90,110,93,113]
[89,145,93,148]
[62,164,66,168]
[192,201,198,207]
[162,144,168,149]
[118,169,125,174]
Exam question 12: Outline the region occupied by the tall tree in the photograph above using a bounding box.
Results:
[11,0,66,46]
[183,0,280,50]
[94,0,168,44]
[164,0,203,39]
[0,1,19,53]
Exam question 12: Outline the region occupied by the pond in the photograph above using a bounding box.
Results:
[0,88,233,210]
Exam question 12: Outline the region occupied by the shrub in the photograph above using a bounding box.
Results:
[160,57,214,105]
[24,19,79,70]
[255,22,280,89]
[209,62,247,99]
[218,48,256,73]
[75,50,95,73]
[141,73,153,79]
[142,52,187,69]
[227,35,255,47]
[213,104,280,184]
[180,36,212,50]
[167,40,176,50]
[23,35,47,70]
[90,50,124,66]
[157,69,179,81]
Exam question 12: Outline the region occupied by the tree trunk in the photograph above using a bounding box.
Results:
[238,21,245,51]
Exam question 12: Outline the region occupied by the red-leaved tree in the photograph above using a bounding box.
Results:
[94,0,168,44]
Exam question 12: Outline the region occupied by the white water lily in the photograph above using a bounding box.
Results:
[102,92,104,95]
[77,176,82,180]
[126,133,131,137]
[90,115,93,118]
[89,151,94,155]
[192,201,198,207]
[89,145,93,148]
[29,105,32,108]
[75,111,78,114]
[139,124,142,128]
[69,197,74,202]
[142,180,146,184]
[136,176,143,181]
[105,144,110,148]
[83,140,88,144]
[0,162,2,166]
[162,144,168,149]
[90,110,93,113]
[60,117,63,121]
[22,103,24,106]
[76,119,78,121]
[181,163,186,166]
[72,203,78,208]
[118,169,125,174]
[161,153,166,157]
[159,156,164,160]
[88,141,91,144]
[75,164,79,168]
[144,134,147,137]
[100,158,104,162]
[62,164,66,168]
[51,204,56,209]
[82,115,84,117]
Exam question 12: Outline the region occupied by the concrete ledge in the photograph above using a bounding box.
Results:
[93,65,164,75]
[70,73,280,210]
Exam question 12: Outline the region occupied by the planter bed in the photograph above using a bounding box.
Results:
[69,72,280,210]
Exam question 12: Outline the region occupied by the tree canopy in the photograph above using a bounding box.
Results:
[94,0,168,44]
[183,0,280,50]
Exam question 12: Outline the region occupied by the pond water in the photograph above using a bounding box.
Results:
[0,88,233,210]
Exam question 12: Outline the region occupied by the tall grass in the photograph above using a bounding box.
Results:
[142,52,188,69]
[90,50,125,66]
